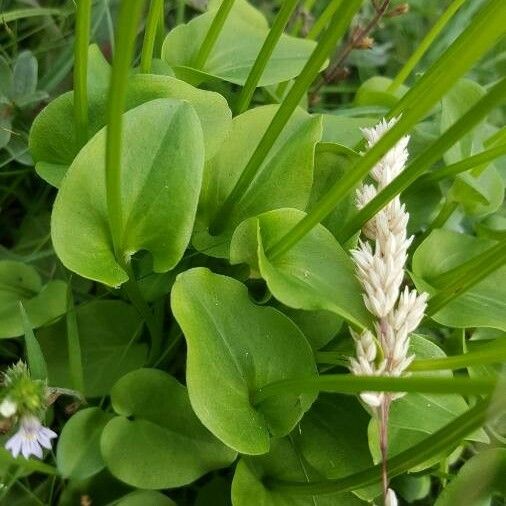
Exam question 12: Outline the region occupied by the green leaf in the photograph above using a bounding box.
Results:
[51,99,204,287]
[368,335,488,472]
[193,105,322,258]
[412,229,506,330]
[320,115,377,147]
[442,79,504,216]
[354,76,408,108]
[435,449,506,506]
[56,407,112,480]
[297,394,378,500]
[19,302,48,381]
[0,260,67,339]
[30,45,231,187]
[161,0,316,86]
[101,368,236,489]
[230,208,372,330]
[11,51,38,101]
[232,437,367,506]
[116,491,176,506]
[37,300,147,397]
[171,267,317,455]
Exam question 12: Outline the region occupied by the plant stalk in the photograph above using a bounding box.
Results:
[140,0,164,73]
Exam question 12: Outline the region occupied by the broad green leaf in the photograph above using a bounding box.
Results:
[320,115,376,147]
[116,491,176,506]
[442,79,504,217]
[30,45,231,187]
[171,267,317,455]
[0,260,67,339]
[56,407,112,480]
[11,51,38,101]
[161,0,316,86]
[412,229,506,331]
[193,105,322,258]
[435,449,506,506]
[231,437,367,506]
[37,300,147,397]
[297,394,379,500]
[354,76,408,108]
[230,208,372,330]
[101,369,236,489]
[51,99,204,287]
[307,143,360,240]
[368,335,488,472]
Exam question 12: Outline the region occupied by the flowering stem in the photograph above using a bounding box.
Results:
[253,374,496,405]
[336,76,506,244]
[74,0,92,149]
[209,0,363,235]
[379,398,391,503]
[193,0,235,69]
[234,0,299,115]
[106,0,145,258]
[264,397,500,495]
[140,0,163,73]
[427,238,506,316]
[388,0,467,92]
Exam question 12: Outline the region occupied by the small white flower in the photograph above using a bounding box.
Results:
[385,488,398,506]
[0,397,17,418]
[5,415,57,459]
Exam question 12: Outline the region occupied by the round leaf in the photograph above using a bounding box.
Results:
[56,407,112,480]
[51,99,204,287]
[116,491,176,506]
[171,267,318,455]
[101,368,236,489]
[230,208,372,330]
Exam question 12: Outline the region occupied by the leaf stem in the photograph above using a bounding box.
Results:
[140,0,163,73]
[306,0,342,40]
[388,0,467,92]
[105,0,145,258]
[234,0,299,115]
[74,0,92,149]
[65,283,85,393]
[209,0,363,234]
[193,0,235,69]
[253,374,496,405]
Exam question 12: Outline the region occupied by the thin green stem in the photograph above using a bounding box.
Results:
[209,0,363,235]
[106,0,145,258]
[290,0,317,36]
[266,397,501,495]
[307,0,342,40]
[193,0,235,69]
[317,343,506,371]
[253,374,496,405]
[427,199,459,230]
[176,0,185,25]
[388,0,467,92]
[74,0,92,149]
[335,76,506,244]
[66,284,85,393]
[267,0,506,258]
[415,143,506,187]
[427,238,506,316]
[235,0,299,114]
[140,0,163,73]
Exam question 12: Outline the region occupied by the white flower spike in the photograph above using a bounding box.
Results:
[0,397,17,418]
[5,415,57,459]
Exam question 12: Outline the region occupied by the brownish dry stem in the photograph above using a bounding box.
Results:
[309,0,391,105]
[379,395,392,504]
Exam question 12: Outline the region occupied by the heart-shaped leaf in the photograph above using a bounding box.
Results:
[30,45,231,187]
[193,105,322,257]
[101,368,236,489]
[57,407,113,480]
[0,260,67,339]
[230,208,372,330]
[51,99,204,287]
[171,267,317,455]
[162,0,316,86]
[37,300,147,397]
[412,229,506,331]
